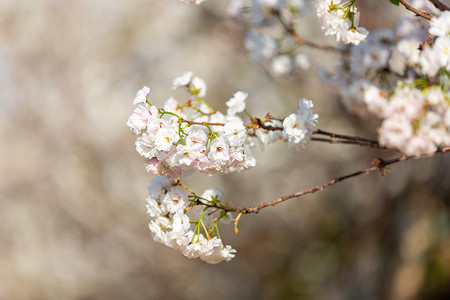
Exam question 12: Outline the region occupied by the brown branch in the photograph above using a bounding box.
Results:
[235,155,411,214]
[398,0,432,20]
[313,129,379,144]
[194,146,450,215]
[429,0,450,11]
[231,146,450,214]
[311,137,389,150]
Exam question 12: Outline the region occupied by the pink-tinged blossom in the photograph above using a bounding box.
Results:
[162,189,189,214]
[208,137,230,166]
[384,87,423,120]
[378,117,413,151]
[193,151,213,171]
[404,135,437,157]
[127,105,159,134]
[364,85,388,118]
[163,97,180,114]
[228,149,245,169]
[145,158,182,178]
[185,129,208,150]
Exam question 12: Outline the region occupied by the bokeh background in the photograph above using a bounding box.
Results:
[1,0,450,299]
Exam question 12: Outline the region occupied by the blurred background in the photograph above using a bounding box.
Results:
[1,0,449,299]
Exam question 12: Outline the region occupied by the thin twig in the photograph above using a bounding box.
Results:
[313,129,379,144]
[398,0,432,20]
[234,155,410,214]
[311,137,388,149]
[273,9,344,53]
[429,0,450,11]
[232,147,450,214]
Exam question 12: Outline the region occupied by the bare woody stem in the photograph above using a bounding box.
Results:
[310,137,387,149]
[233,155,411,214]
[212,146,450,214]
[429,0,450,11]
[313,129,379,144]
[398,0,433,20]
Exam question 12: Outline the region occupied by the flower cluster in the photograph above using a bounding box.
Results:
[128,74,256,178]
[321,6,450,157]
[228,0,311,77]
[146,176,236,264]
[316,0,368,45]
[283,98,319,148]
[128,71,318,262]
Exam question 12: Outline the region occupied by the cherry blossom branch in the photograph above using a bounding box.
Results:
[177,117,388,149]
[398,0,432,20]
[429,0,450,11]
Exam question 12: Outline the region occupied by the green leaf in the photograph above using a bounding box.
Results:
[389,0,400,6]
